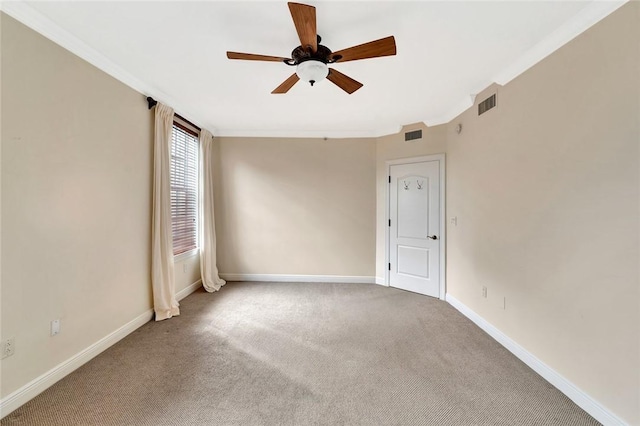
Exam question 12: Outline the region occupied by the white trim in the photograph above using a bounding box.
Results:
[424,0,628,128]
[493,0,628,86]
[215,125,403,140]
[424,94,476,127]
[0,1,626,140]
[0,309,153,419]
[220,273,375,284]
[445,294,626,426]
[0,1,216,135]
[174,248,199,263]
[176,279,202,301]
[437,155,446,301]
[374,277,387,286]
[0,278,203,419]
[0,0,399,140]
[385,154,446,300]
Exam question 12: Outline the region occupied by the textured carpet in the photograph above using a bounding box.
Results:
[2,282,598,425]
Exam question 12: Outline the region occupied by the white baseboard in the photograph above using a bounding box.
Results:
[0,278,203,419]
[375,277,387,286]
[176,279,202,301]
[220,273,376,284]
[445,294,625,426]
[7,283,616,423]
[0,309,153,419]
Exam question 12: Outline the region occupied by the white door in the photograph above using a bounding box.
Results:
[389,161,440,297]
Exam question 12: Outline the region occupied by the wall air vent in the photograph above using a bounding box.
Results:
[478,94,497,115]
[404,129,422,141]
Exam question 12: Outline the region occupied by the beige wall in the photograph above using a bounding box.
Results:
[1,2,638,424]
[444,3,639,423]
[213,136,376,277]
[375,123,447,280]
[0,13,203,402]
[174,253,201,294]
[0,15,156,399]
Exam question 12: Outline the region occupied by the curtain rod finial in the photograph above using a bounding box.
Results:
[147,97,157,110]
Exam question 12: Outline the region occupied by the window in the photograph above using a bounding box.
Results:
[170,121,199,256]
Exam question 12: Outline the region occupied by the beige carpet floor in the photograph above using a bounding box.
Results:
[2,282,598,425]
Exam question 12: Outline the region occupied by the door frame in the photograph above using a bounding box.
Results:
[385,154,446,300]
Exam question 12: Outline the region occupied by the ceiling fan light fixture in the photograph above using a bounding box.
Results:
[296,60,329,86]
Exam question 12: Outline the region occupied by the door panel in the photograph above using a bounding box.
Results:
[389,161,440,297]
[397,176,430,238]
[397,245,430,279]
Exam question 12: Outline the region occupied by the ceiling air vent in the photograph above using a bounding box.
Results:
[404,129,422,141]
[478,94,496,116]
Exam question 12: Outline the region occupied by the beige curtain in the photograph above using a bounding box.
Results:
[152,103,180,320]
[199,129,226,292]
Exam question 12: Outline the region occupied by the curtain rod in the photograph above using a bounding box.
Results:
[146,97,201,132]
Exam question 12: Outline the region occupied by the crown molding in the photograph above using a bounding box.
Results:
[215,125,402,139]
[0,1,218,135]
[493,0,628,85]
[1,0,628,139]
[424,0,628,127]
[424,95,475,127]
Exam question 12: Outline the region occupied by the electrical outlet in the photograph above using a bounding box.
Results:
[482,286,487,298]
[51,319,61,336]
[1,337,15,359]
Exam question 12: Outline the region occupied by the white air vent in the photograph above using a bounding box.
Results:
[404,129,422,141]
[478,94,497,115]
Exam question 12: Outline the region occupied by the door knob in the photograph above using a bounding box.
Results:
[427,235,438,240]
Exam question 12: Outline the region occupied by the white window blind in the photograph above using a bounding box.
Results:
[170,124,199,256]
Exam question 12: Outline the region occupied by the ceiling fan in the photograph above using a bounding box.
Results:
[226,2,396,94]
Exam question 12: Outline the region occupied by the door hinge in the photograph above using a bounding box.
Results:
[388,263,391,271]
[388,219,391,227]
[388,176,391,183]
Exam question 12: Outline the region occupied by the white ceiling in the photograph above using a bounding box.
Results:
[2,1,626,138]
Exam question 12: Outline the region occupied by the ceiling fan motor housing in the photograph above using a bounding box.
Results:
[285,36,341,67]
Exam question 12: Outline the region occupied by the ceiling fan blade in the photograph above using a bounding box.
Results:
[331,36,396,63]
[227,52,290,62]
[272,74,300,94]
[288,2,317,52]
[327,69,363,94]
